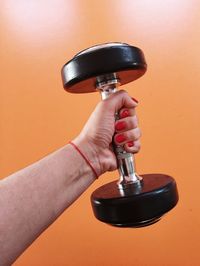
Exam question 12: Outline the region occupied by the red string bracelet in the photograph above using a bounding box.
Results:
[69,141,98,179]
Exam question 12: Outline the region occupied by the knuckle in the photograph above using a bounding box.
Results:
[129,108,136,116]
[136,128,142,139]
[128,116,138,129]
[128,128,141,140]
[133,141,141,153]
[135,141,141,151]
[119,89,128,95]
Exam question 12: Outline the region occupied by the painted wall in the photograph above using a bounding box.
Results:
[1,0,199,265]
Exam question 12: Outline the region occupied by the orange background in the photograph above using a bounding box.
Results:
[1,0,200,265]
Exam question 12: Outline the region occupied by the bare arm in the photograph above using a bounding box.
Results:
[0,91,140,265]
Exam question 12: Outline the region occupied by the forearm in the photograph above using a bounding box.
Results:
[0,141,97,265]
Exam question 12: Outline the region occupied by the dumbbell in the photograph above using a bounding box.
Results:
[61,42,178,227]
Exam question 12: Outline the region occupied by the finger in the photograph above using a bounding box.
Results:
[103,90,138,112]
[114,127,142,145]
[119,108,136,119]
[124,139,141,153]
[115,115,138,133]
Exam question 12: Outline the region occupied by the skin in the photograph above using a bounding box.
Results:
[0,91,141,265]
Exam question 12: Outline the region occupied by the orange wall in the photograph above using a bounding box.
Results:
[1,0,200,265]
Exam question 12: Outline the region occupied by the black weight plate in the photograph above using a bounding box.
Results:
[91,174,179,227]
[61,42,147,93]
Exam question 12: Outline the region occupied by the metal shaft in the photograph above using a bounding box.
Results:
[96,74,141,190]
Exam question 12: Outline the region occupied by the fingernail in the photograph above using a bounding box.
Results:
[115,121,126,131]
[115,134,126,143]
[127,141,134,147]
[131,97,139,103]
[120,110,130,118]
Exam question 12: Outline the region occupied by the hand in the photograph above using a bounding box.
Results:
[73,90,141,177]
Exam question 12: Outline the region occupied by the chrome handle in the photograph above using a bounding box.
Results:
[96,74,141,190]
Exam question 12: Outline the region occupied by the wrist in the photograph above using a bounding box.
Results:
[72,135,102,178]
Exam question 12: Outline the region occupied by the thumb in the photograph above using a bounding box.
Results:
[103,90,138,113]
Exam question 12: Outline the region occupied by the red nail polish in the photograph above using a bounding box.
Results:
[115,134,126,143]
[115,121,126,131]
[120,110,130,118]
[127,141,134,147]
[131,97,139,103]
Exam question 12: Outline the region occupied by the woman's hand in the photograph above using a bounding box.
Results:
[73,90,141,177]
